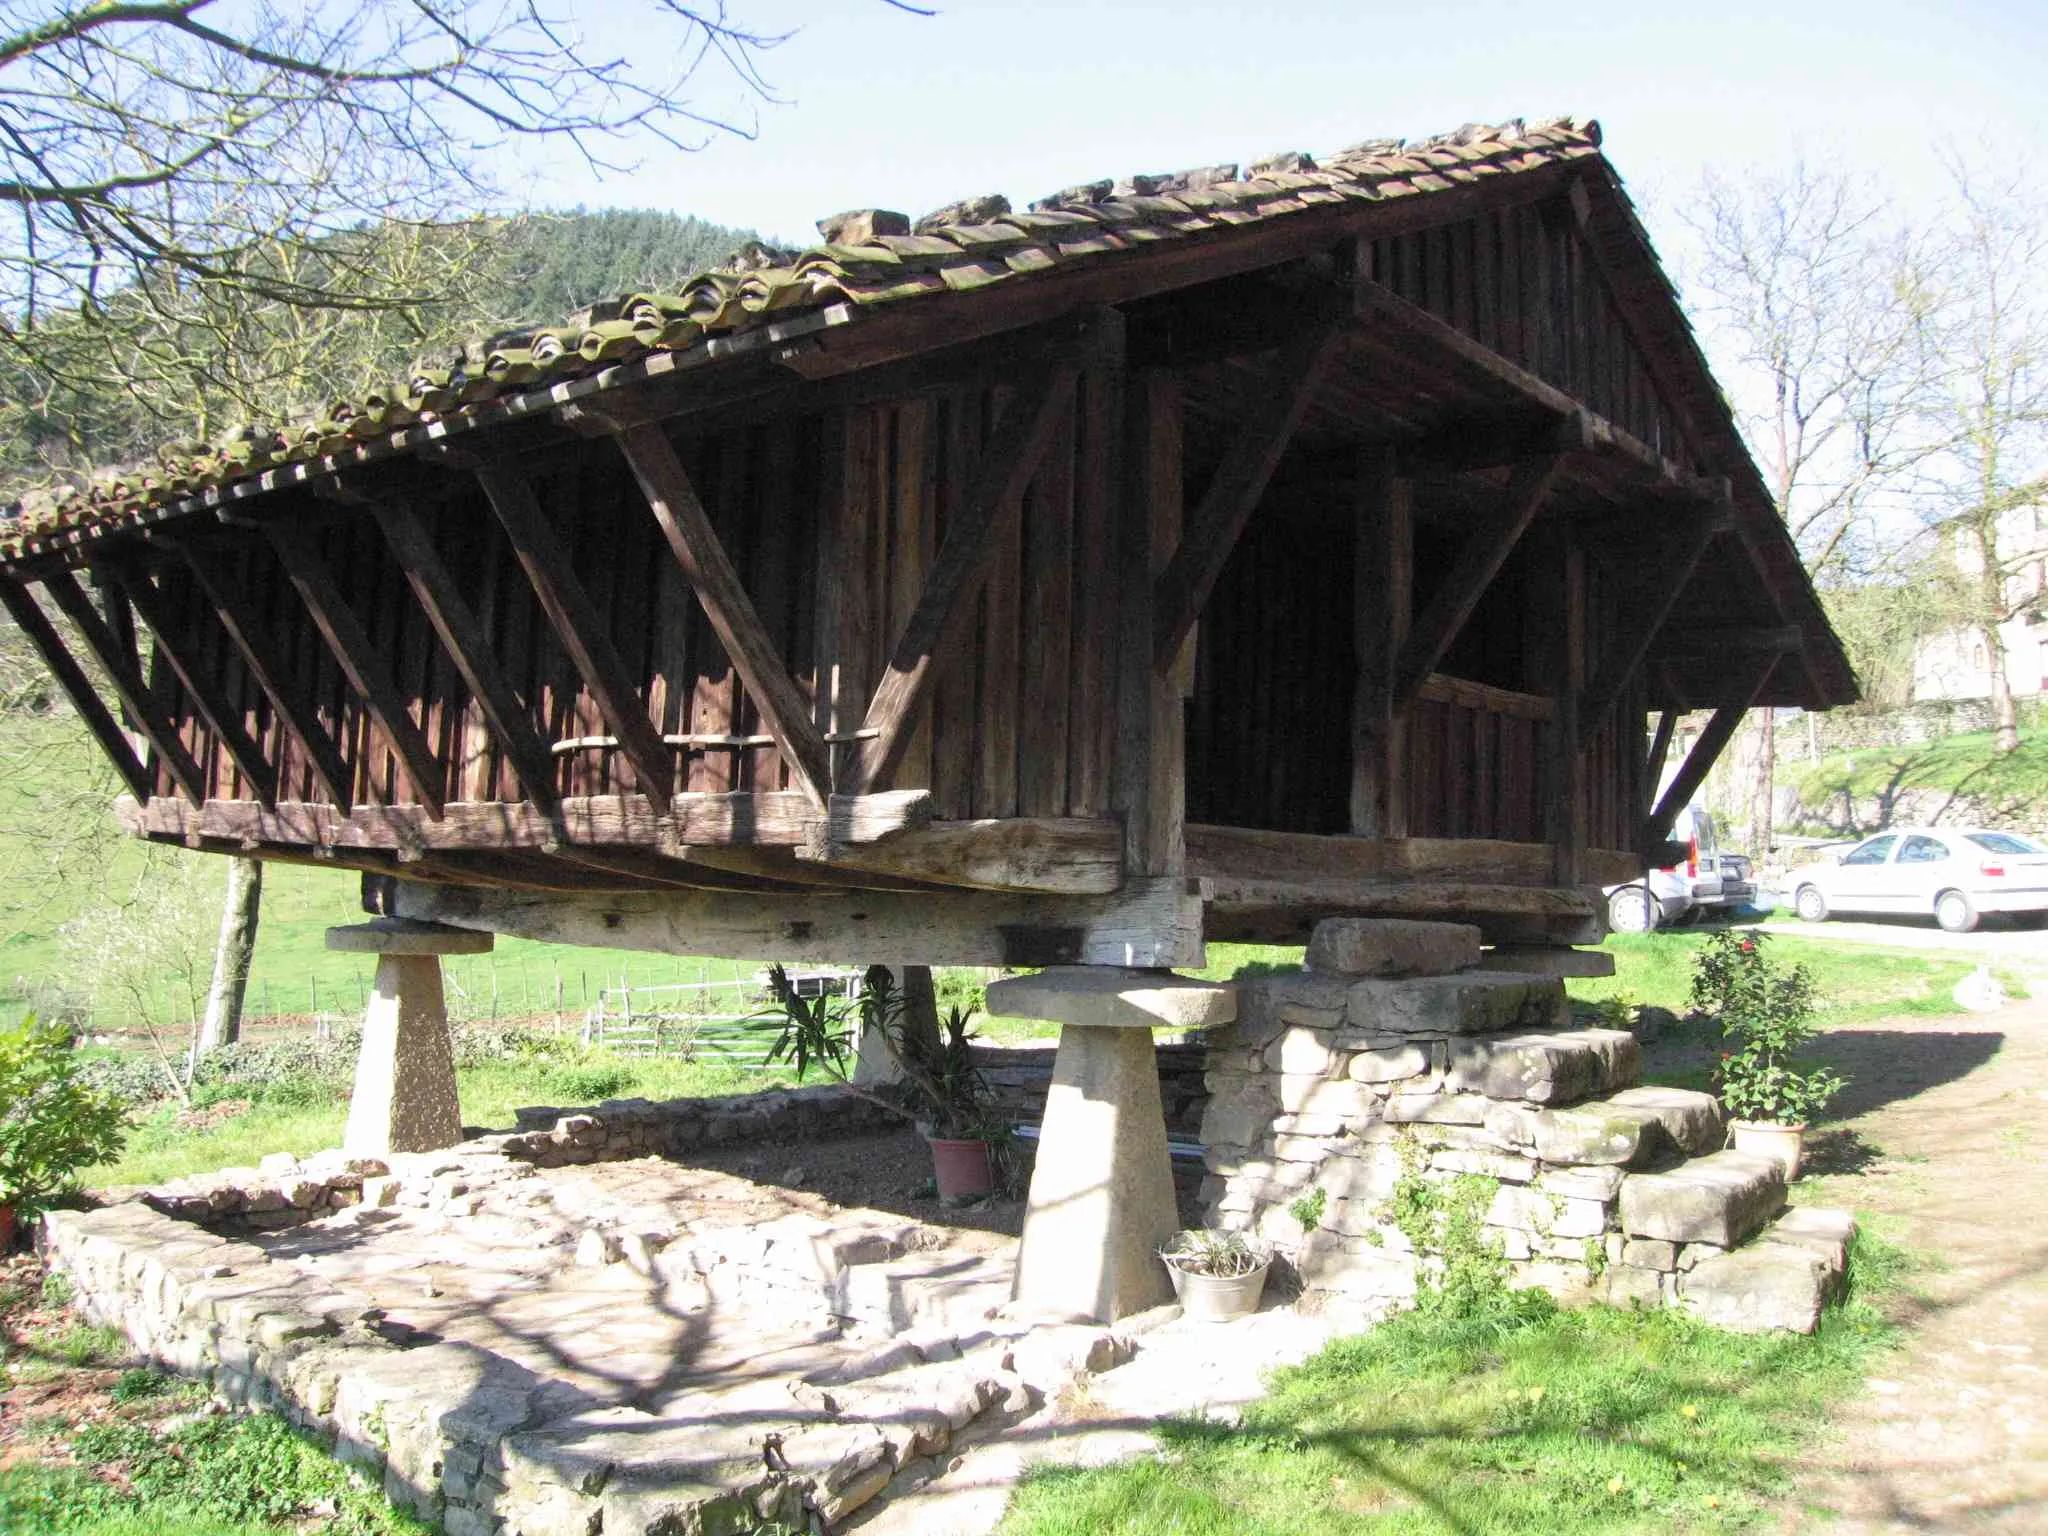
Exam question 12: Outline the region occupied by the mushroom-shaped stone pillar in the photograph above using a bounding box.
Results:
[990,967,1237,1322]
[326,918,492,1158]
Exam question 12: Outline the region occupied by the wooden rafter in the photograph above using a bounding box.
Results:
[0,566,152,802]
[262,522,448,817]
[474,464,675,812]
[1650,624,1804,661]
[105,561,280,808]
[39,566,208,805]
[1151,322,1347,668]
[1578,500,1729,746]
[613,423,833,809]
[178,543,355,810]
[1642,708,1677,807]
[1392,449,1567,706]
[1645,657,1776,843]
[845,360,1083,795]
[365,499,560,814]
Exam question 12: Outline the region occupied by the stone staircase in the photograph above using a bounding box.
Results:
[1200,919,1858,1333]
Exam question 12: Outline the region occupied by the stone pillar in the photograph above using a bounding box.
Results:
[989,967,1237,1323]
[326,918,493,1158]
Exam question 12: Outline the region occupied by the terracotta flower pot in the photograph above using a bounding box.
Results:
[927,1137,994,1200]
[1729,1119,1807,1180]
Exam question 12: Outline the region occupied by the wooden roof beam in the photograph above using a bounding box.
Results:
[101,558,280,808]
[473,462,675,812]
[178,543,356,810]
[362,497,562,816]
[1645,656,1776,844]
[1152,321,1348,669]
[1392,448,1568,708]
[38,565,209,805]
[609,422,834,810]
[262,522,448,818]
[0,566,153,802]
[1650,624,1805,661]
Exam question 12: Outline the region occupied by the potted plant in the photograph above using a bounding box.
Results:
[1689,932,1845,1179]
[0,1014,129,1247]
[754,966,1004,1200]
[1158,1229,1275,1322]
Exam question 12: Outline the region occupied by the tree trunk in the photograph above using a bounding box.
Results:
[1748,709,1776,858]
[197,857,262,1056]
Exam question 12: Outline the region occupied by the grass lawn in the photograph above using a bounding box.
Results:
[1785,721,2048,830]
[1000,1235,1907,1535]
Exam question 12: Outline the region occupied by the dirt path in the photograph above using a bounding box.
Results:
[1782,995,2048,1531]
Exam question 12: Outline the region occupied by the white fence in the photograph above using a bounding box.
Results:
[581,968,864,1068]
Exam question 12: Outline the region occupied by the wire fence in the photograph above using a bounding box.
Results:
[581,967,865,1069]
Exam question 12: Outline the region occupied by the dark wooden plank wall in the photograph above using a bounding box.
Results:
[1367,203,1690,467]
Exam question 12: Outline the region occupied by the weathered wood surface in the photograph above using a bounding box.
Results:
[0,567,153,802]
[392,874,1206,969]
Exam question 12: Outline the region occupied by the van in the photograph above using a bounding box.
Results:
[1604,805,1727,933]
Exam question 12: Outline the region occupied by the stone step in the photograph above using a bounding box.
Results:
[1443,1028,1641,1105]
[1618,1151,1786,1248]
[1676,1207,1858,1334]
[1601,1087,1726,1156]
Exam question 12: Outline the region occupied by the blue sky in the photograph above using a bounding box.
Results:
[520,0,2045,252]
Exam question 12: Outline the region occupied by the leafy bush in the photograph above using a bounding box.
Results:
[546,1062,639,1102]
[1691,931,1846,1125]
[0,1015,128,1215]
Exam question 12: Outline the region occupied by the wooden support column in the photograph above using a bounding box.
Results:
[474,464,675,811]
[1645,658,1777,845]
[364,500,561,815]
[106,562,280,808]
[1115,369,1186,877]
[1545,535,1587,885]
[614,423,835,809]
[1349,446,1411,837]
[838,359,1082,797]
[0,567,152,802]
[263,523,448,817]
[180,544,356,810]
[39,566,208,804]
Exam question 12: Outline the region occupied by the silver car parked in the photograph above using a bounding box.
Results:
[1789,826,2048,933]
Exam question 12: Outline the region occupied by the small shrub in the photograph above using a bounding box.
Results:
[1158,1229,1273,1278]
[39,1272,73,1307]
[1286,1186,1327,1232]
[0,1015,129,1216]
[110,1367,170,1403]
[547,1062,638,1102]
[1691,931,1845,1124]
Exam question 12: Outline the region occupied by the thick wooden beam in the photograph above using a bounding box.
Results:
[392,874,1206,970]
[1152,323,1346,668]
[105,563,279,808]
[365,499,560,814]
[1393,449,1566,706]
[1116,369,1185,876]
[1645,659,1776,843]
[846,360,1083,795]
[39,567,208,804]
[1544,535,1587,885]
[1579,504,1728,745]
[119,788,933,855]
[794,816,1124,895]
[613,422,834,809]
[1643,708,1678,804]
[1649,624,1805,661]
[179,544,356,810]
[1349,446,1412,836]
[474,463,675,811]
[0,567,152,802]
[262,523,447,817]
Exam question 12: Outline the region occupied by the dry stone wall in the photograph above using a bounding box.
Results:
[1199,920,1856,1333]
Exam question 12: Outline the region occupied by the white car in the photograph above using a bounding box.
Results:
[1603,806,1729,933]
[1789,827,2048,933]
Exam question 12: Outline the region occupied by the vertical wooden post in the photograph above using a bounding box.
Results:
[1349,447,1411,837]
[1545,533,1588,885]
[1114,368,1184,877]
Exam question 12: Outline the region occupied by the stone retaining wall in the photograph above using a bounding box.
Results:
[502,1083,900,1165]
[1199,930,1855,1333]
[973,1041,1209,1137]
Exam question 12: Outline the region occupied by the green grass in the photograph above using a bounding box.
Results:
[86,1051,791,1187]
[1001,1235,1905,1535]
[1785,722,2048,829]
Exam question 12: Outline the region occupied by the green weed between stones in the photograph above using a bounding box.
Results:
[1386,1135,1527,1322]
[1287,1186,1327,1233]
[1000,1230,1908,1535]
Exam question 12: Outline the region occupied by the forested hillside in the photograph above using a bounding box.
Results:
[0,207,760,500]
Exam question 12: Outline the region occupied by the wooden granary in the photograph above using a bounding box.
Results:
[0,118,1854,971]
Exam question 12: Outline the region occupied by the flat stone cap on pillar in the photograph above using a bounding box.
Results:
[325,917,494,956]
[986,967,1237,1030]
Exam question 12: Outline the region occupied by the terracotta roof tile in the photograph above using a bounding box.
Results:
[0,114,1603,558]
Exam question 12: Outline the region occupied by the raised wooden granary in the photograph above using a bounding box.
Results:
[0,118,1854,970]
